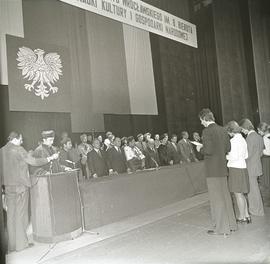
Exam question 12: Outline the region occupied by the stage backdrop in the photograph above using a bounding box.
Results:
[6,35,72,112]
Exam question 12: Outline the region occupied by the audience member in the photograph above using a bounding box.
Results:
[60,131,69,143]
[78,134,92,179]
[87,134,93,145]
[124,136,145,172]
[97,135,105,150]
[104,131,113,150]
[107,137,127,174]
[191,132,204,160]
[87,138,108,178]
[239,118,264,216]
[154,134,161,149]
[121,137,128,149]
[199,108,236,236]
[0,132,58,252]
[226,121,251,224]
[178,131,198,163]
[167,134,181,165]
[135,133,145,153]
[144,138,160,169]
[158,134,170,166]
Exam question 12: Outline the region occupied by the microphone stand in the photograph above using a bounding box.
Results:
[150,157,160,170]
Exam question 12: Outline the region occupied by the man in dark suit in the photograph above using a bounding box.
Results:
[240,118,264,216]
[158,134,170,166]
[199,108,236,236]
[107,137,127,174]
[145,139,160,169]
[167,134,181,165]
[87,138,108,178]
[178,131,198,163]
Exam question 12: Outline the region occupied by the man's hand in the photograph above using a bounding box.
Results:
[64,166,73,171]
[51,153,59,160]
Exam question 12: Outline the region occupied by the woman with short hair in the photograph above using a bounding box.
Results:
[226,121,251,223]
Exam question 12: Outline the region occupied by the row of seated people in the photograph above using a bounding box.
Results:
[58,130,203,179]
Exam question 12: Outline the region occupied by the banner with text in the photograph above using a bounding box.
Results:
[59,0,197,48]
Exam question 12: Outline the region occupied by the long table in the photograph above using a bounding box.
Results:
[80,161,207,230]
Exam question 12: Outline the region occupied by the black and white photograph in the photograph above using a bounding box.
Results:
[0,0,270,263]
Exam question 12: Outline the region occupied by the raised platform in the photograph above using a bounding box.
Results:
[80,162,207,230]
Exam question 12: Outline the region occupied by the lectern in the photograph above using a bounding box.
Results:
[30,170,82,243]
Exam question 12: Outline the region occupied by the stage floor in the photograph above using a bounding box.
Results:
[6,192,270,264]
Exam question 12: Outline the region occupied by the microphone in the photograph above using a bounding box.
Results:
[65,159,76,169]
[49,161,53,174]
[150,157,159,169]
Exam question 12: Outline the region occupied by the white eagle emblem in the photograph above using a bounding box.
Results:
[17,47,63,100]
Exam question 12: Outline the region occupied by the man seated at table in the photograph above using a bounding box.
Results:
[59,138,80,169]
[87,138,109,178]
[178,131,198,163]
[124,136,145,172]
[107,137,127,174]
[32,130,65,175]
[144,139,160,169]
[167,134,182,165]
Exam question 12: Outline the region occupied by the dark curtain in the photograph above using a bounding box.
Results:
[192,6,223,125]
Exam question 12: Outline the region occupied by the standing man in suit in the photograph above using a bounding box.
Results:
[107,137,127,174]
[239,119,264,216]
[199,109,236,236]
[178,131,198,163]
[87,139,108,178]
[158,134,170,166]
[167,134,182,165]
[145,139,160,169]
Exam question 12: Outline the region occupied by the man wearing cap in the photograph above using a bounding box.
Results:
[0,131,58,252]
[32,130,63,175]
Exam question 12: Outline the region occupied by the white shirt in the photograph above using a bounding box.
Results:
[226,133,248,168]
[263,133,270,156]
[124,146,145,161]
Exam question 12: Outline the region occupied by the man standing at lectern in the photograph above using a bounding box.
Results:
[199,109,236,236]
[0,131,58,252]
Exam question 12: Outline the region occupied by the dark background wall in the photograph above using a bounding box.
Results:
[1,0,269,149]
[248,0,270,123]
